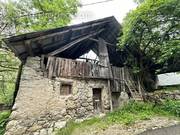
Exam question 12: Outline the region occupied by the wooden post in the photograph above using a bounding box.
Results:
[98,38,112,78]
[98,38,113,111]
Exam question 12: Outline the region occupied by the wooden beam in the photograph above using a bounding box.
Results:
[8,20,109,45]
[24,40,33,56]
[71,20,109,31]
[89,38,116,47]
[98,38,110,69]
[48,29,105,56]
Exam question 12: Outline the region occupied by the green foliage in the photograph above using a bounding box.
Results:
[0,111,11,135]
[0,49,20,105]
[57,100,180,135]
[0,0,78,105]
[106,101,154,125]
[1,0,79,34]
[119,0,180,74]
[159,100,180,117]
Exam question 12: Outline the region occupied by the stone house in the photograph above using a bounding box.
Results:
[3,17,142,135]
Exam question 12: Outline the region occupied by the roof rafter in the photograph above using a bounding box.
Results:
[89,38,116,47]
[48,29,105,56]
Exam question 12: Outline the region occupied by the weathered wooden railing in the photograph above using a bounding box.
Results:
[110,66,125,92]
[41,56,112,79]
[41,56,129,80]
[41,56,143,99]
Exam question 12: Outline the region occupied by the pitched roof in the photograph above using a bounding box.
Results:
[3,16,124,66]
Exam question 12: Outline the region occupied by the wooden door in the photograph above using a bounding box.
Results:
[93,88,102,113]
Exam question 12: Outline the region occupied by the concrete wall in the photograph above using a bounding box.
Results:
[5,57,110,135]
[158,73,180,86]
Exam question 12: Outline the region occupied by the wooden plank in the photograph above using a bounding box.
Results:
[76,61,81,76]
[68,59,71,76]
[87,62,91,76]
[63,59,66,77]
[40,55,45,70]
[48,29,104,56]
[55,58,59,76]
[46,57,50,70]
[53,57,58,77]
[48,57,53,78]
[57,58,62,77]
[80,62,84,76]
[67,59,71,76]
[82,62,86,77]
[62,59,66,77]
[58,58,62,76]
[24,40,33,56]
[71,61,75,76]
[24,30,70,45]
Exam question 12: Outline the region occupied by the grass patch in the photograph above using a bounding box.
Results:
[56,100,180,135]
[157,85,180,92]
[56,117,102,135]
[0,111,11,135]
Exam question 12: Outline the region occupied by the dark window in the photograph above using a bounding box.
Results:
[60,84,72,95]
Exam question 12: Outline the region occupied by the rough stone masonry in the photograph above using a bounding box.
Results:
[4,57,111,135]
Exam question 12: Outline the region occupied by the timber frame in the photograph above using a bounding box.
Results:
[3,16,143,109]
[3,17,124,66]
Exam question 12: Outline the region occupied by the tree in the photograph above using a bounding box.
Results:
[0,0,79,35]
[119,0,180,90]
[0,0,79,104]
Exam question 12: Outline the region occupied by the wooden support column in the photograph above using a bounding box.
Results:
[98,38,113,111]
[98,38,112,78]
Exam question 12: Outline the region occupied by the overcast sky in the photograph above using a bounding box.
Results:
[1,0,137,24]
[71,0,137,24]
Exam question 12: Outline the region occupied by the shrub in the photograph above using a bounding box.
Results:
[0,111,11,135]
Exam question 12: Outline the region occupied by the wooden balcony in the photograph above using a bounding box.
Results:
[41,56,112,79]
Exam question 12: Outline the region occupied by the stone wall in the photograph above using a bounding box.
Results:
[5,57,110,135]
[112,91,130,109]
[149,90,180,100]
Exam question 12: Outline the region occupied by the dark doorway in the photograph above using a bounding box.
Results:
[112,92,120,109]
[93,88,102,113]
